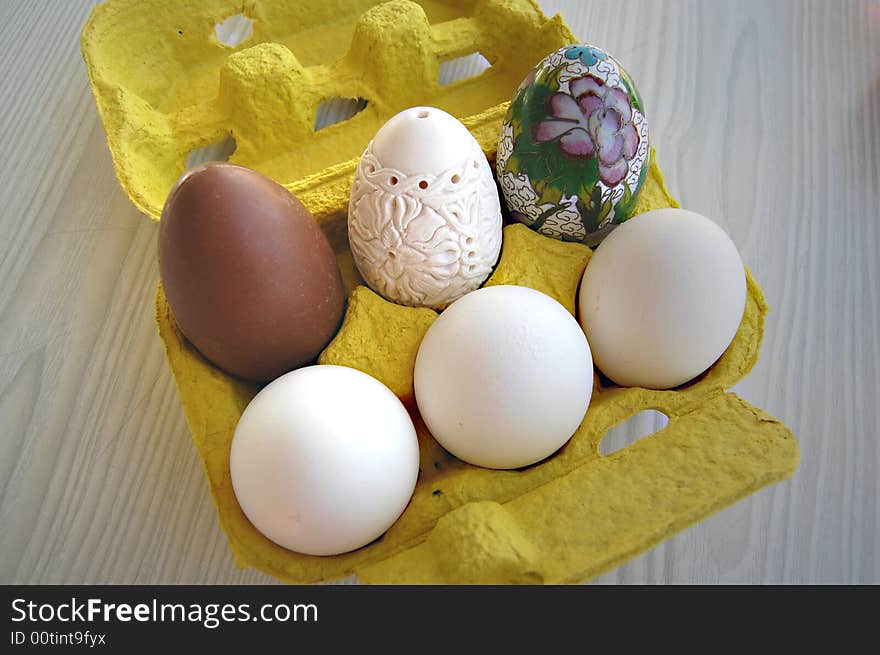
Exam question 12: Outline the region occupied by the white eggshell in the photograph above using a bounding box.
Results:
[414,285,593,469]
[229,365,419,556]
[578,208,747,389]
[348,106,502,309]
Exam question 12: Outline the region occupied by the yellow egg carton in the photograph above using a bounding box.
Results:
[82,0,798,584]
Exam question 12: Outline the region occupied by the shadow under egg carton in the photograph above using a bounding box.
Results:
[84,0,798,584]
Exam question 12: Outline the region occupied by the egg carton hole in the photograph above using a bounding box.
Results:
[438,52,492,86]
[599,409,669,457]
[214,14,253,47]
[185,135,237,169]
[315,97,369,131]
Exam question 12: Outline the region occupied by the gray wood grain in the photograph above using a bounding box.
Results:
[0,0,876,584]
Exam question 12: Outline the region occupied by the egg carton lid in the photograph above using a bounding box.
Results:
[81,0,576,245]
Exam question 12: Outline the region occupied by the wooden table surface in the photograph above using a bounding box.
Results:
[1,0,877,585]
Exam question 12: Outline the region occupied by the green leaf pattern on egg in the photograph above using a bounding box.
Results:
[497,44,650,246]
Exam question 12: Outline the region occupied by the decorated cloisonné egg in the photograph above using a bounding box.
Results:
[496,44,650,246]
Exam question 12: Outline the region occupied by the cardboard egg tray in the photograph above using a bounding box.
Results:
[82,0,799,584]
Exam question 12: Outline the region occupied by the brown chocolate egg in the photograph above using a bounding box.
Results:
[158,163,345,382]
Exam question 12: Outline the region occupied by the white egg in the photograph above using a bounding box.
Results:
[229,365,419,556]
[348,106,502,309]
[414,285,593,469]
[578,208,747,389]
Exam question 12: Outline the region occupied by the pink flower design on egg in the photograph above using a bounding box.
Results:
[532,74,640,187]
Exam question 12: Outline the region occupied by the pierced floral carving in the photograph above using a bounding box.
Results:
[348,141,502,309]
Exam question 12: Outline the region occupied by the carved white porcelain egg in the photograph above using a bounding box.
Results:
[348,107,503,309]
